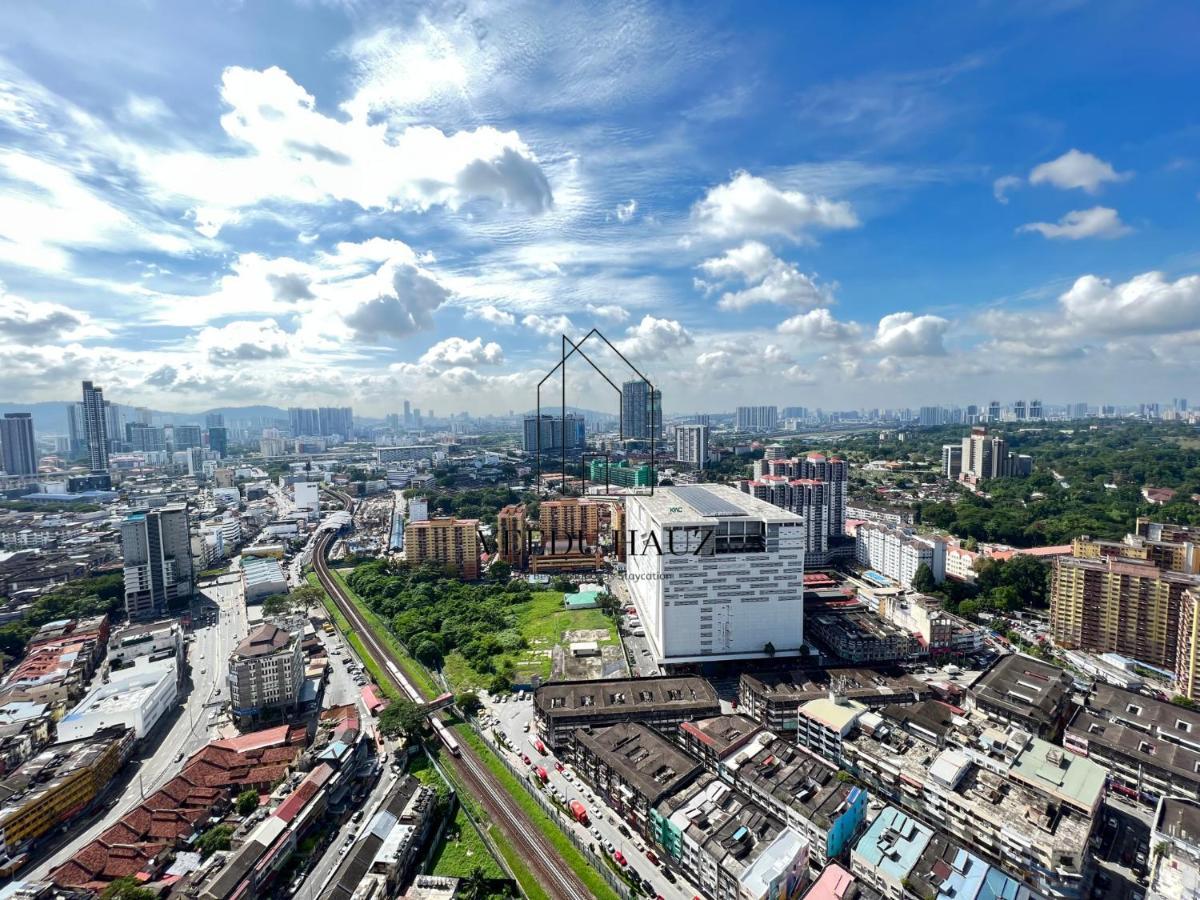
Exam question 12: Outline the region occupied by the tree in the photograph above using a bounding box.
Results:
[463,865,489,900]
[911,563,937,594]
[378,700,427,745]
[488,560,512,582]
[197,824,233,857]
[415,640,443,669]
[101,878,156,900]
[263,584,324,618]
[455,691,482,716]
[488,672,512,694]
[551,577,578,594]
[236,789,260,816]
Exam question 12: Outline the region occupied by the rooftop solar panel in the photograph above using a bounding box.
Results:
[671,485,748,517]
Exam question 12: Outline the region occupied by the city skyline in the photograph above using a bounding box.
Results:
[0,2,1197,415]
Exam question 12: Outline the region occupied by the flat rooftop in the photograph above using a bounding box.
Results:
[742,667,928,704]
[853,806,932,881]
[627,484,804,526]
[575,723,702,802]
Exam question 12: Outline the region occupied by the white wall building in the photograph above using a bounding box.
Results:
[228,623,304,720]
[292,481,320,518]
[855,523,946,588]
[624,485,806,664]
[56,659,178,742]
[107,619,184,668]
[242,555,288,602]
[674,424,710,470]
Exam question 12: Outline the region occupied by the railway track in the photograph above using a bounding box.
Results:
[312,530,594,900]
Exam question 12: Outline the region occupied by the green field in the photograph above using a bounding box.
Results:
[443,590,619,691]
[408,755,505,881]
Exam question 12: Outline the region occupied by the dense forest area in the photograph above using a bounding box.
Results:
[401,486,529,527]
[805,422,1200,547]
[346,558,534,690]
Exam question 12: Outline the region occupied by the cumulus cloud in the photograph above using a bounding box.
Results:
[617,315,693,357]
[522,313,575,337]
[697,242,835,311]
[1018,206,1132,240]
[692,171,858,241]
[0,291,103,342]
[470,305,516,327]
[266,272,316,302]
[776,308,862,341]
[197,319,291,365]
[419,336,504,367]
[137,66,553,238]
[1059,271,1200,336]
[615,199,638,222]
[1029,149,1131,193]
[343,263,451,341]
[868,311,949,356]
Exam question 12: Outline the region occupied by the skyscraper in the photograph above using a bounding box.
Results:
[288,407,320,436]
[674,424,709,469]
[120,503,195,619]
[81,381,109,472]
[735,406,778,432]
[1014,400,1027,421]
[987,401,1001,423]
[207,426,228,457]
[621,380,662,441]
[403,399,412,425]
[0,413,37,475]
[1029,399,1043,420]
[173,424,202,449]
[205,412,224,428]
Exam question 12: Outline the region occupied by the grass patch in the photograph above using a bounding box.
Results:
[441,590,619,691]
[448,721,620,900]
[408,756,505,880]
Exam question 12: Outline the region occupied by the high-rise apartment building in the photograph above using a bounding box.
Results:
[1071,403,1088,419]
[80,381,109,472]
[674,424,709,469]
[125,423,166,453]
[0,413,37,476]
[854,523,946,587]
[539,498,601,547]
[941,444,962,478]
[205,412,224,428]
[317,406,353,437]
[1014,400,1027,421]
[959,426,1031,485]
[287,407,320,436]
[739,476,828,562]
[621,381,662,441]
[120,503,195,619]
[987,401,1001,423]
[522,414,585,453]
[749,454,848,549]
[624,485,806,663]
[207,426,228,457]
[403,400,412,424]
[172,424,202,449]
[496,504,528,569]
[1029,399,1043,420]
[1050,544,1200,670]
[66,402,87,454]
[404,516,480,579]
[781,406,808,420]
[735,406,778,433]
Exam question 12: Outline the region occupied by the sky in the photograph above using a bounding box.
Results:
[0,0,1198,418]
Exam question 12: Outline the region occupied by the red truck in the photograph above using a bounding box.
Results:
[536,766,549,784]
[569,799,590,826]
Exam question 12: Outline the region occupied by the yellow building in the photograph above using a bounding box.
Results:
[1177,589,1200,699]
[1071,532,1199,575]
[496,504,528,569]
[0,727,130,855]
[538,498,601,548]
[404,517,480,580]
[1050,550,1200,669]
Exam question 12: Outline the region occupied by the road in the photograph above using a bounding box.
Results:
[483,694,699,900]
[311,530,594,900]
[27,572,251,880]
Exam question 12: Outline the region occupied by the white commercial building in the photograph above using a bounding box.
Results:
[854,523,946,588]
[624,485,806,664]
[107,619,184,668]
[674,424,710,470]
[56,658,178,742]
[229,623,304,720]
[242,555,288,602]
[292,481,320,517]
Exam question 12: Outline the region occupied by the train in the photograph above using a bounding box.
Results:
[430,717,461,757]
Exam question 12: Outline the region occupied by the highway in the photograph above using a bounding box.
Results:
[27,571,249,880]
[311,524,595,900]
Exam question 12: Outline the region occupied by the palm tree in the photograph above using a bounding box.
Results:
[463,865,488,900]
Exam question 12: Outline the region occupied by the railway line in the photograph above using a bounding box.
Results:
[311,522,594,900]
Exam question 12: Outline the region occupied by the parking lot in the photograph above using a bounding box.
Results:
[478,692,697,900]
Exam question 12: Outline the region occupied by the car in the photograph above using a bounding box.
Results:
[521,754,531,765]
[604,840,616,854]
[523,723,530,732]
[618,824,631,838]
[613,850,626,866]
[627,866,641,882]
[641,879,654,893]
[634,840,645,853]
[554,761,565,772]
[590,827,602,839]
[646,849,659,865]
[662,869,676,884]
[563,770,573,780]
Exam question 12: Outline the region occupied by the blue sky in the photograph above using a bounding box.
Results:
[0,0,1197,416]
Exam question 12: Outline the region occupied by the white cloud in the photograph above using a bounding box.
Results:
[1029,149,1130,193]
[522,313,575,337]
[196,319,291,365]
[617,315,693,357]
[419,336,504,367]
[869,311,949,356]
[343,262,451,342]
[471,305,516,327]
[586,304,630,323]
[138,66,553,237]
[1059,271,1200,336]
[776,308,861,341]
[1018,206,1132,240]
[692,171,859,241]
[697,242,835,311]
[992,175,1023,204]
[615,199,638,222]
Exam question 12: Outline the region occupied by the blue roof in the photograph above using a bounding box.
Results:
[977,866,1028,900]
[853,806,932,881]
